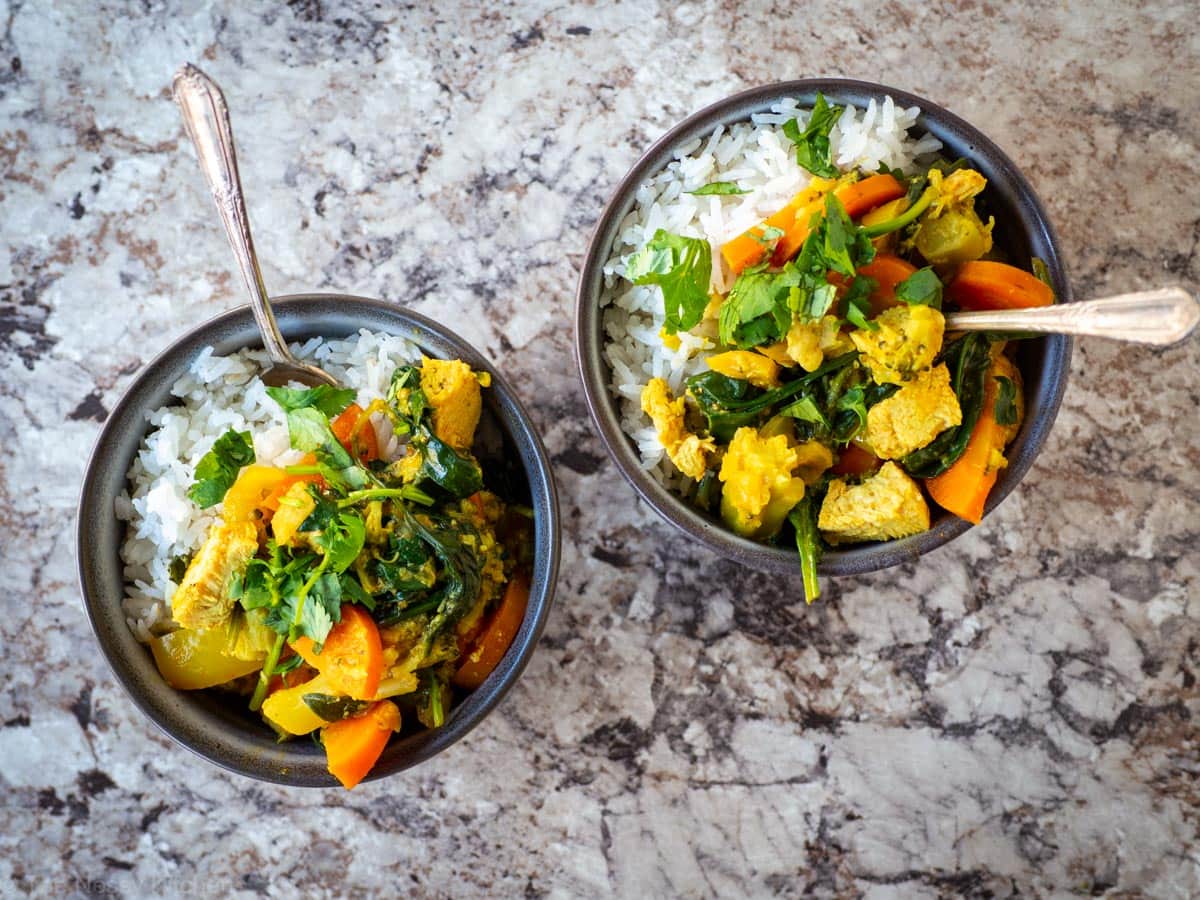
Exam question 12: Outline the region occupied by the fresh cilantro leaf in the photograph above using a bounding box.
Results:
[188,429,255,509]
[782,92,844,178]
[265,385,356,418]
[299,486,338,534]
[794,282,838,322]
[687,182,749,196]
[818,194,875,276]
[626,229,713,335]
[993,376,1019,426]
[780,395,829,433]
[749,224,785,249]
[284,407,368,491]
[894,267,944,309]
[844,277,879,332]
[719,262,804,348]
[315,511,366,574]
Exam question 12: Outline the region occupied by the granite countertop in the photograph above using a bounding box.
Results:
[2,2,1197,897]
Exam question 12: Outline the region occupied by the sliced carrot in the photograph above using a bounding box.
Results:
[924,365,1010,524]
[948,260,1054,311]
[452,571,530,690]
[771,174,906,267]
[857,254,918,314]
[291,605,384,700]
[331,403,380,463]
[831,442,881,477]
[322,700,401,789]
[721,174,906,275]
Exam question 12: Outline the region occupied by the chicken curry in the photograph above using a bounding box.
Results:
[626,95,1054,602]
[152,357,533,788]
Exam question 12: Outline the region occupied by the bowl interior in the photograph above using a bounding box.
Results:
[78,294,559,786]
[576,79,1070,576]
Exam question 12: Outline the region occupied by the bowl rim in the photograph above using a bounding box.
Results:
[76,293,561,786]
[575,78,1071,577]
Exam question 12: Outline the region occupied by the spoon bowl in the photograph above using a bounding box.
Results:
[172,63,338,389]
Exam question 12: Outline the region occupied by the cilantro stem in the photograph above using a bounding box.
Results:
[249,634,285,712]
[337,486,435,508]
[860,186,935,237]
[249,552,328,712]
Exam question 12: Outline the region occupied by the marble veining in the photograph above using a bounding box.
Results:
[1,1,1197,897]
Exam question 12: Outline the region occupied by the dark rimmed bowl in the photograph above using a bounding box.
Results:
[77,294,560,786]
[576,79,1071,576]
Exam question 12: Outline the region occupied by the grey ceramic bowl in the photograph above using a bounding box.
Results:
[78,294,560,786]
[576,79,1071,576]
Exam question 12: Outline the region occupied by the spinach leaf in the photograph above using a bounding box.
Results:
[993,376,1019,426]
[782,92,843,178]
[692,470,722,514]
[686,371,764,442]
[405,511,484,650]
[315,511,366,573]
[901,333,994,478]
[302,694,372,722]
[415,427,484,498]
[265,385,356,418]
[894,267,943,309]
[625,229,713,335]
[788,494,823,605]
[339,571,374,610]
[687,182,748,196]
[188,429,255,508]
[168,553,192,584]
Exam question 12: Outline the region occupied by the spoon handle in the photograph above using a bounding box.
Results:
[943,286,1198,346]
[172,63,293,366]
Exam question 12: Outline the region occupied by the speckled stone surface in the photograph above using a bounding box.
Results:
[2,2,1197,897]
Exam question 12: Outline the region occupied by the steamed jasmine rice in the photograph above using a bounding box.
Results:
[600,95,943,493]
[117,329,420,642]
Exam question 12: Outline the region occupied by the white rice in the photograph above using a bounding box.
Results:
[600,96,943,493]
[117,329,420,642]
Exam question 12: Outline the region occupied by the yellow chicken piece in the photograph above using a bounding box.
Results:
[269,481,317,547]
[818,461,930,544]
[929,168,988,218]
[866,363,962,459]
[850,305,945,385]
[706,350,780,389]
[718,427,811,540]
[420,357,482,450]
[641,378,715,481]
[171,520,259,630]
[786,315,852,371]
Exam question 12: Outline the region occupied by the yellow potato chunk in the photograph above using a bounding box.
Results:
[171,520,259,630]
[706,350,780,388]
[420,357,482,450]
[866,363,962,459]
[850,305,945,385]
[818,461,930,544]
[718,427,812,540]
[641,378,715,481]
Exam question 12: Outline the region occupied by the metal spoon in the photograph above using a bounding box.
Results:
[172,63,337,387]
[944,286,1198,346]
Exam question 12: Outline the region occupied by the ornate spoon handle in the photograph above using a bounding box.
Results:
[944,286,1198,346]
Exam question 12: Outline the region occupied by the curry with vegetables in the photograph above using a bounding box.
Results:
[627,93,1054,602]
[151,357,533,788]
